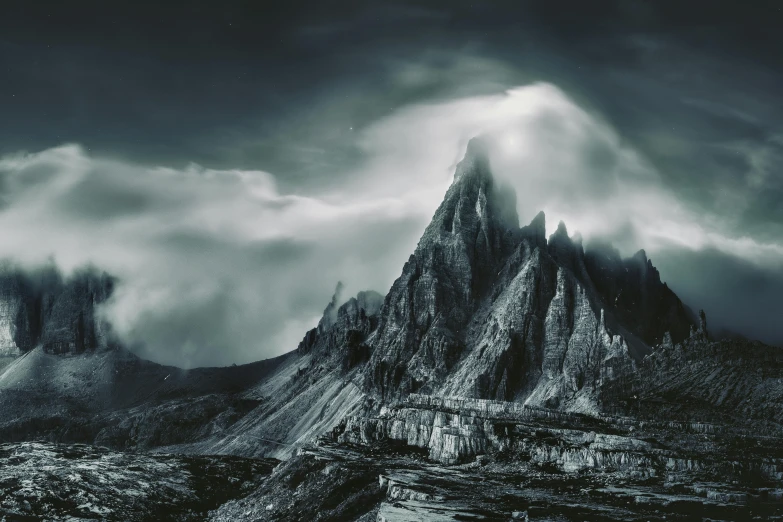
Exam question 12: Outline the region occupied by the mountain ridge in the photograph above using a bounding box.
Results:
[360,137,695,413]
[0,135,776,463]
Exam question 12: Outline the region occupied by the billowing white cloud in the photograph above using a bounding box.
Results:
[353,82,783,264]
[0,82,780,366]
[0,145,430,367]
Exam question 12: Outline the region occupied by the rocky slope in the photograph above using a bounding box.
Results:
[0,345,292,449]
[210,440,783,522]
[601,331,783,429]
[185,285,385,459]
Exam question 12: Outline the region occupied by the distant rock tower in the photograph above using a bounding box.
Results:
[689,309,709,342]
[698,310,708,336]
[661,331,674,350]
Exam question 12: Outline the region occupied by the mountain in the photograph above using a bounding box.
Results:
[0,138,707,447]
[1,137,782,520]
[363,137,694,413]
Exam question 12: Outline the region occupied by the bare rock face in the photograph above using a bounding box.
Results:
[362,138,694,412]
[297,284,383,372]
[0,265,115,355]
[601,326,783,428]
[0,269,29,356]
[38,270,115,355]
[364,138,521,400]
[583,243,696,346]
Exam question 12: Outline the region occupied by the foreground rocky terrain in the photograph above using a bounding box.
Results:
[211,439,783,521]
[0,442,277,521]
[0,138,781,520]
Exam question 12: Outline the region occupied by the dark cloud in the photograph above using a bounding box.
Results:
[0,1,780,363]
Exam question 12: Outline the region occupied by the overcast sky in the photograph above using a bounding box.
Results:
[1,1,781,366]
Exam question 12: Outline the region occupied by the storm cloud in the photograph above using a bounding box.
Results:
[0,2,780,364]
[1,80,781,366]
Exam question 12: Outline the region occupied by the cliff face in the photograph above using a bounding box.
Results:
[363,138,520,401]
[297,285,384,372]
[362,138,693,412]
[583,243,695,346]
[334,391,783,489]
[0,271,29,356]
[0,265,114,356]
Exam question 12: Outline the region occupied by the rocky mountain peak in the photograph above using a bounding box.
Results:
[317,282,344,334]
[527,211,546,232]
[362,136,697,406]
[632,249,648,264]
[547,220,586,276]
[583,242,694,347]
[453,136,491,183]
[690,309,709,341]
[297,286,384,372]
[352,291,384,318]
[519,210,547,248]
[439,137,519,236]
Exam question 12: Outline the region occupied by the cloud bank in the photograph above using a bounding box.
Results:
[0,83,780,366]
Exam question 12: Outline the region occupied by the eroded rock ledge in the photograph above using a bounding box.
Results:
[334,393,783,489]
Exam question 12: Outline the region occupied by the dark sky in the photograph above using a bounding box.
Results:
[0,1,781,366]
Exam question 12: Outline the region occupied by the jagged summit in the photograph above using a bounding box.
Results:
[453,136,492,183]
[317,282,344,333]
[583,241,695,347]
[526,210,546,234]
[362,139,696,408]
[297,285,383,372]
[632,248,648,263]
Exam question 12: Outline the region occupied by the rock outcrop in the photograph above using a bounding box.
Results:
[297,284,383,372]
[0,269,29,356]
[335,391,783,486]
[0,264,114,356]
[194,286,384,459]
